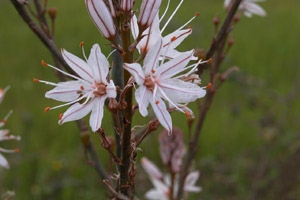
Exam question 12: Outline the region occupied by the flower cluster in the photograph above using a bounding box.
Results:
[142,129,201,200]
[36,0,208,134]
[0,86,20,169]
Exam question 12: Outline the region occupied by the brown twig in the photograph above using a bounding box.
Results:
[198,0,242,75]
[103,179,130,200]
[176,0,242,199]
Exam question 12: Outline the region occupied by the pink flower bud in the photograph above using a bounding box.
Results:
[159,128,186,173]
[121,0,135,13]
[85,0,116,40]
[138,0,162,32]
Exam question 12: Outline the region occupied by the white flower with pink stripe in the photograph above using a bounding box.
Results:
[36,44,116,132]
[124,38,206,133]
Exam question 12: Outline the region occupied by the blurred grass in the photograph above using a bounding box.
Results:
[0,0,300,199]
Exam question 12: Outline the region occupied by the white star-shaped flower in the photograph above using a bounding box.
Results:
[131,0,199,60]
[124,38,206,133]
[224,0,267,18]
[141,157,202,200]
[36,44,117,132]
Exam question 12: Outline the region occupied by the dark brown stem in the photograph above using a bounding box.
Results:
[120,16,134,197]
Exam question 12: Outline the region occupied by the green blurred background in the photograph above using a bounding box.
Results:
[1,0,300,199]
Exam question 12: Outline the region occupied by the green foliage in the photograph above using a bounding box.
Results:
[0,0,299,199]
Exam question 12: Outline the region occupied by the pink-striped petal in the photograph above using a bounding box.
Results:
[45,81,83,102]
[61,48,94,82]
[0,153,9,169]
[149,96,172,133]
[89,97,106,132]
[123,63,145,85]
[160,79,206,104]
[144,38,163,74]
[88,44,109,84]
[135,85,151,117]
[156,50,194,79]
[59,100,95,125]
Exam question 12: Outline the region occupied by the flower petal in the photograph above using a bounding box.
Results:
[89,97,106,132]
[141,157,163,180]
[61,48,94,82]
[244,2,266,17]
[131,15,139,40]
[184,171,202,193]
[45,81,83,102]
[88,44,109,83]
[150,96,172,133]
[144,37,163,74]
[162,28,192,54]
[0,153,9,169]
[159,79,206,104]
[106,80,117,98]
[123,63,145,85]
[156,50,194,79]
[59,100,95,125]
[135,85,151,117]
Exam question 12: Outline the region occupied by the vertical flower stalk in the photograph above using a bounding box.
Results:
[85,0,116,41]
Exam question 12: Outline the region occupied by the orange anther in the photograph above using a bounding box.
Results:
[45,107,51,112]
[2,119,7,124]
[206,82,212,89]
[80,86,84,90]
[41,60,48,67]
[194,12,200,16]
[188,26,192,29]
[14,149,20,153]
[207,58,213,64]
[156,100,160,104]
[59,113,63,120]
[80,41,85,47]
[33,78,39,83]
[152,70,156,73]
[185,111,190,117]
[171,36,177,42]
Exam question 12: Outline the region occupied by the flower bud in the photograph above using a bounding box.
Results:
[85,0,116,40]
[48,8,58,21]
[138,0,162,32]
[121,0,134,13]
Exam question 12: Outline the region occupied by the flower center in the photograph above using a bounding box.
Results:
[144,75,156,91]
[94,82,107,96]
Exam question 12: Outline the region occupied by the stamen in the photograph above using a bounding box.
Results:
[0,148,17,154]
[41,60,48,67]
[37,79,59,87]
[2,119,7,124]
[207,58,213,64]
[80,86,85,90]
[14,148,20,153]
[107,49,117,60]
[33,78,39,83]
[80,42,88,61]
[156,100,160,104]
[152,70,156,73]
[161,0,184,33]
[45,107,51,112]
[185,111,190,117]
[49,93,89,110]
[206,82,212,89]
[160,0,171,22]
[46,63,91,84]
[176,12,200,32]
[59,113,63,120]
[80,41,85,48]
